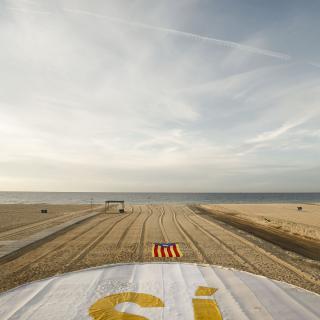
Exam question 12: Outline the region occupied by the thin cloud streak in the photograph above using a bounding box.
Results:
[63,8,292,61]
[7,5,320,67]
[247,119,306,144]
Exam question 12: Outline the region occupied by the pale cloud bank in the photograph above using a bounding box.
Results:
[0,0,320,192]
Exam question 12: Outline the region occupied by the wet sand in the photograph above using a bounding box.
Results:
[0,204,319,294]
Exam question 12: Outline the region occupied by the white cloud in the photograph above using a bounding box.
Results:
[246,119,307,143]
[0,0,320,191]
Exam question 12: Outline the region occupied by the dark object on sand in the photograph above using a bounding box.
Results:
[41,209,48,213]
[104,200,125,213]
[264,218,271,222]
[297,206,303,211]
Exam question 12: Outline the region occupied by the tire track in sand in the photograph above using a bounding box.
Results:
[138,206,153,260]
[116,206,142,248]
[0,213,130,292]
[0,214,118,275]
[173,205,252,269]
[181,208,259,273]
[0,207,103,241]
[158,206,169,242]
[74,206,149,267]
[62,212,132,271]
[112,206,152,262]
[159,205,199,261]
[170,206,208,264]
[186,206,320,292]
[141,205,166,261]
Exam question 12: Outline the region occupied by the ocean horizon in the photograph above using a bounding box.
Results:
[0,191,320,204]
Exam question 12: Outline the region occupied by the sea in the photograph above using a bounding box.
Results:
[0,192,319,204]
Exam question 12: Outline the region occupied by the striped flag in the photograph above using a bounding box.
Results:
[152,243,182,257]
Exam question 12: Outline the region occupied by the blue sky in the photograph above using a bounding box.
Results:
[0,0,319,192]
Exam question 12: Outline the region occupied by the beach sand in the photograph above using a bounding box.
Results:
[202,203,320,241]
[0,204,319,294]
[0,204,101,236]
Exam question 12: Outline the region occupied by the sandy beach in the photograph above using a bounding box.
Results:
[0,203,319,295]
[0,204,102,237]
[202,203,320,241]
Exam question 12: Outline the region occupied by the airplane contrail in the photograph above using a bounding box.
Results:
[64,8,292,61]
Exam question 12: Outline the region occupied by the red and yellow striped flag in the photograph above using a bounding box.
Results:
[152,243,182,257]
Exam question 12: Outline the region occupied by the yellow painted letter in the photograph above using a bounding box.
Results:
[89,292,164,320]
[193,286,222,320]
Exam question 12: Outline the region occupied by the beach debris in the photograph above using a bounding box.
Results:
[41,209,48,213]
[297,206,303,211]
[152,242,182,257]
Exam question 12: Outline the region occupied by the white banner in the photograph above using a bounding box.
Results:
[0,263,319,320]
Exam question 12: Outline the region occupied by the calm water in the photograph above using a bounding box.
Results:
[0,192,319,204]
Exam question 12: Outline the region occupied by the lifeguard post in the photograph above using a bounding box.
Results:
[105,200,125,214]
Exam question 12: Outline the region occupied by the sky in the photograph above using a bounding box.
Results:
[0,0,320,192]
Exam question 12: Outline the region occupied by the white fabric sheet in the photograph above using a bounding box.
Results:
[0,263,319,320]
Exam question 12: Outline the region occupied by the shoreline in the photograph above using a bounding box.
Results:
[1,191,320,205]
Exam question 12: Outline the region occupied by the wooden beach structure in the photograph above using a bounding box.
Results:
[104,200,125,213]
